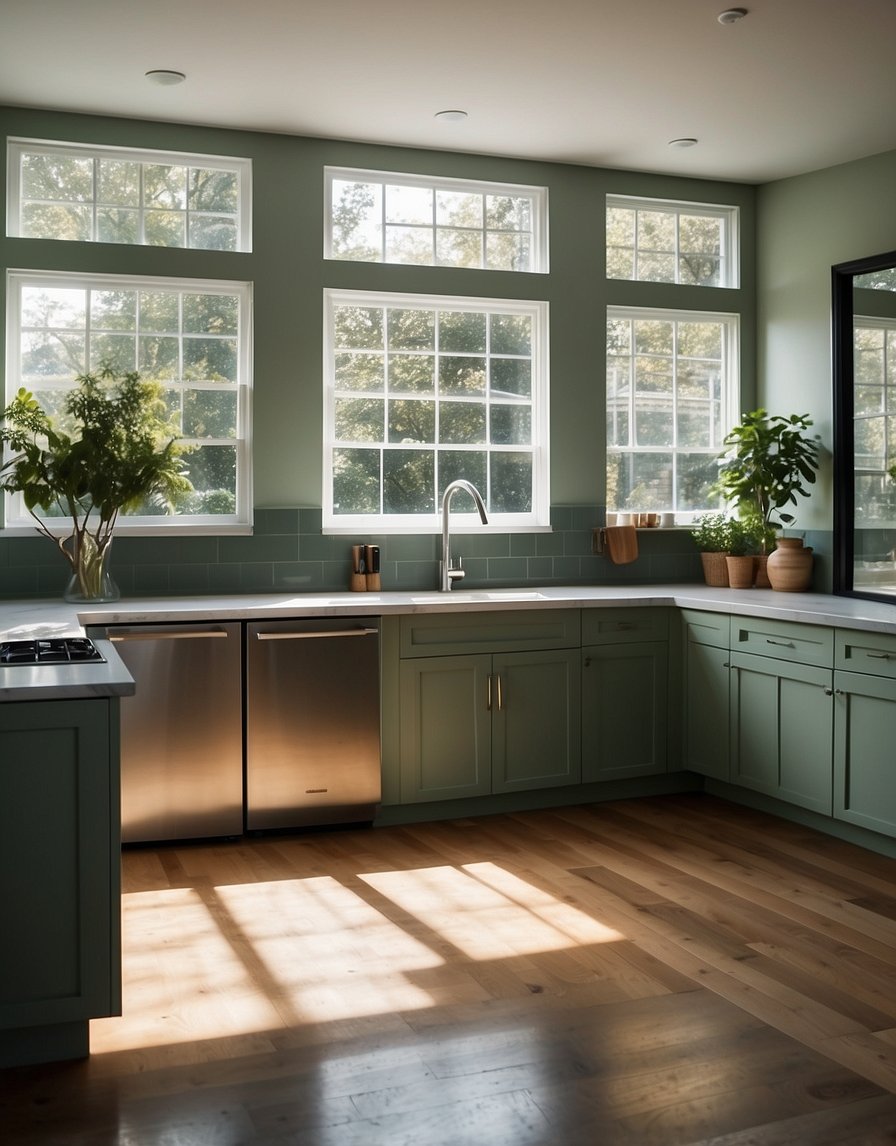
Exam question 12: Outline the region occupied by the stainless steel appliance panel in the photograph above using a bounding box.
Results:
[245,618,381,830]
[94,622,243,843]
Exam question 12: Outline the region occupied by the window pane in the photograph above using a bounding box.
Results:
[22,153,93,201]
[440,401,486,444]
[90,333,136,373]
[182,389,238,438]
[678,453,719,511]
[439,311,486,353]
[189,168,238,213]
[490,453,532,513]
[388,308,434,351]
[491,405,531,445]
[436,228,482,268]
[335,397,384,442]
[490,313,531,355]
[486,195,531,231]
[490,358,531,398]
[385,184,432,225]
[181,444,237,506]
[606,197,737,288]
[145,211,186,247]
[189,216,238,252]
[635,402,673,446]
[20,330,86,381]
[337,352,385,392]
[22,202,91,241]
[439,451,487,502]
[183,293,239,336]
[388,398,435,444]
[22,286,86,328]
[436,190,483,228]
[97,208,140,245]
[485,231,530,271]
[384,450,434,513]
[98,159,140,206]
[441,356,486,395]
[183,338,237,382]
[388,354,432,393]
[334,306,383,350]
[385,225,432,265]
[138,335,180,379]
[606,246,634,279]
[139,292,179,333]
[144,164,187,210]
[331,180,382,261]
[638,210,675,249]
[92,290,137,331]
[333,448,381,514]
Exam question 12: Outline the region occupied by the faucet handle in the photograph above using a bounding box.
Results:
[448,557,466,583]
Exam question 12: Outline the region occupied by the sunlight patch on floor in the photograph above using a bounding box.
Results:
[359,862,625,959]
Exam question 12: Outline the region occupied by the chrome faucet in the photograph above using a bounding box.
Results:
[440,479,489,591]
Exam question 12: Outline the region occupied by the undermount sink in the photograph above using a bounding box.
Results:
[410,590,549,604]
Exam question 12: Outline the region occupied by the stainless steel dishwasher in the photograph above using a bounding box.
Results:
[245,617,381,831]
[88,621,243,843]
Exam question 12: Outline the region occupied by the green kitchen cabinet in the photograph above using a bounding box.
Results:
[580,608,670,781]
[833,628,896,836]
[729,650,833,815]
[398,610,581,803]
[681,609,731,781]
[0,698,121,1067]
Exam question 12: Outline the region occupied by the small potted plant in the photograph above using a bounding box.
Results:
[691,512,733,587]
[725,516,762,589]
[0,363,192,601]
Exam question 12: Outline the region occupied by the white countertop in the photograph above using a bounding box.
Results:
[2,584,896,701]
[3,582,896,636]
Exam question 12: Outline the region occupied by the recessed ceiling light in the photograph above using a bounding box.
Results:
[718,8,747,24]
[668,137,699,148]
[145,69,186,86]
[434,109,468,123]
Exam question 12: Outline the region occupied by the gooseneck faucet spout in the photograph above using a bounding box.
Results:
[440,479,489,591]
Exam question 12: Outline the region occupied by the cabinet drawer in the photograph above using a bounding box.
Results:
[581,607,669,645]
[835,629,896,679]
[399,609,580,658]
[730,615,833,667]
[681,608,730,650]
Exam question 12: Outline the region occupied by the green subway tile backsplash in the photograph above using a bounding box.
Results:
[0,505,715,600]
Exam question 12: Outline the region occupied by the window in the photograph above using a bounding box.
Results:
[606,196,738,288]
[5,270,253,532]
[325,168,548,273]
[323,289,549,532]
[7,138,252,252]
[853,317,896,520]
[606,307,739,518]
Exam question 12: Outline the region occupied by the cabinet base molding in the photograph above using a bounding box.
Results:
[0,1019,88,1068]
[704,778,896,861]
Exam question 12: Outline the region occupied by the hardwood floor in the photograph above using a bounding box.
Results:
[5,793,896,1144]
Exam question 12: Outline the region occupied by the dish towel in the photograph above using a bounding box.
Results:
[604,525,639,565]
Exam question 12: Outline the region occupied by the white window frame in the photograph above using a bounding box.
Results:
[6,137,253,252]
[4,269,253,535]
[606,195,739,289]
[323,288,550,534]
[324,167,549,273]
[606,305,740,522]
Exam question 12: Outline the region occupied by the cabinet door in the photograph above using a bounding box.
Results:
[399,654,491,803]
[834,670,896,836]
[730,652,833,814]
[684,640,730,781]
[491,649,581,793]
[581,641,668,781]
[0,699,120,1059]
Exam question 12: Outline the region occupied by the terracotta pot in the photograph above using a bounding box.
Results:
[725,554,756,589]
[754,553,771,589]
[767,537,813,592]
[700,551,730,587]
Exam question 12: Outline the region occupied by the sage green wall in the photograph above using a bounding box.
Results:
[0,106,756,595]
[756,149,896,535]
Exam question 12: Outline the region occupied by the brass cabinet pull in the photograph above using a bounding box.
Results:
[867,652,891,660]
[496,674,503,711]
[487,673,493,711]
[766,638,796,648]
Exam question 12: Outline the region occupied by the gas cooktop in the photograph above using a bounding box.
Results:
[0,637,106,666]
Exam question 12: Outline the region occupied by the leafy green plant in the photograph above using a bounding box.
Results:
[714,409,821,538]
[726,515,763,556]
[0,363,192,598]
[691,512,733,552]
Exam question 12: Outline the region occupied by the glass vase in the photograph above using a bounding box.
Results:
[63,533,120,603]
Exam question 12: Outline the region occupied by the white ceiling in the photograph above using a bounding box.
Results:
[2,0,895,184]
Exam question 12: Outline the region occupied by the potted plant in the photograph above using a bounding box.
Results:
[714,409,821,539]
[0,363,192,601]
[714,409,821,591]
[691,512,733,587]
[725,516,763,589]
